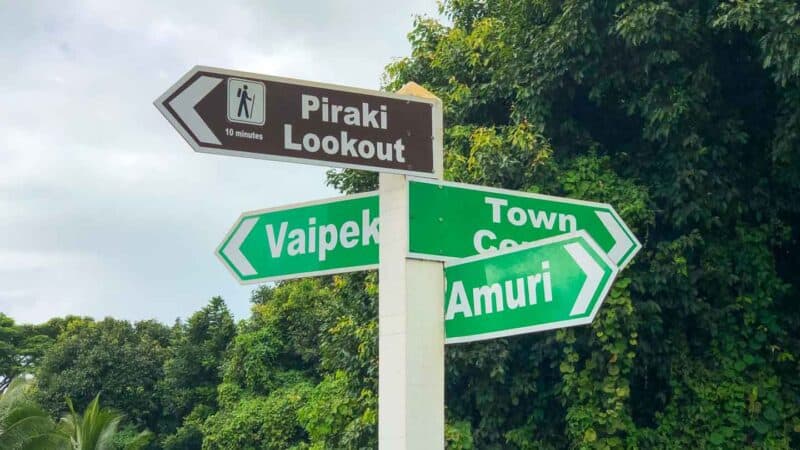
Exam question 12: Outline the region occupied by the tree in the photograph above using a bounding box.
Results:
[0,314,65,392]
[35,319,171,432]
[203,275,379,449]
[201,384,312,450]
[369,0,800,447]
[0,314,21,391]
[325,0,800,447]
[158,297,236,449]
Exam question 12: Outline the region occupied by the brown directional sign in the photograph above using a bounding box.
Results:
[155,66,437,177]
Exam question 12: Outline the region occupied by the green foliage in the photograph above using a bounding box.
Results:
[35,319,171,431]
[60,395,151,450]
[0,378,66,450]
[445,420,474,449]
[111,425,155,450]
[0,314,22,391]
[373,0,800,447]
[157,297,235,444]
[201,384,312,450]
[325,168,377,194]
[160,405,210,450]
[201,274,378,449]
[4,1,798,448]
[0,314,68,392]
[1,381,149,450]
[297,370,376,449]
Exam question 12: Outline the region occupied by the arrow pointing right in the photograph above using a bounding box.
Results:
[564,241,604,316]
[595,211,634,265]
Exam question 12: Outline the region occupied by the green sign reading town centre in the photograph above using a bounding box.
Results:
[409,179,640,268]
[217,192,379,283]
[444,231,618,344]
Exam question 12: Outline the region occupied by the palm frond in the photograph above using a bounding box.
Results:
[60,394,130,450]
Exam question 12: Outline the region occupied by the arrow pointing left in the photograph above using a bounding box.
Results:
[168,75,222,145]
[220,217,258,276]
[154,69,227,152]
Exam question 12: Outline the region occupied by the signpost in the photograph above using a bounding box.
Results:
[156,65,638,450]
[377,83,444,449]
[444,231,618,344]
[155,66,439,177]
[408,178,641,268]
[217,192,378,284]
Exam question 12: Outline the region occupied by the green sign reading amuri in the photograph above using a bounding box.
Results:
[444,231,618,344]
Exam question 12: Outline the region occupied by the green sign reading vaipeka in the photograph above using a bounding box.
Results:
[444,231,618,344]
[409,179,640,268]
[217,192,379,283]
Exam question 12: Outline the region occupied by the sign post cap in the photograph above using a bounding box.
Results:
[397,82,440,102]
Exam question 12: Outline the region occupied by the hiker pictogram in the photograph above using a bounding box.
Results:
[237,84,253,118]
[227,78,265,125]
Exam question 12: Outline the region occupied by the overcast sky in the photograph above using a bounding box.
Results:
[0,0,441,325]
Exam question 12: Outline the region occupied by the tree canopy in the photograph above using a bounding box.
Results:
[337,0,800,447]
[2,0,799,448]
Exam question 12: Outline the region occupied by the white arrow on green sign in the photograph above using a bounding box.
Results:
[444,231,618,344]
[409,179,640,268]
[217,192,379,284]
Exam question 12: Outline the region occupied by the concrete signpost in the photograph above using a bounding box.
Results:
[157,66,637,450]
[443,231,618,344]
[216,192,379,284]
[377,82,444,449]
[154,66,439,177]
[409,178,641,268]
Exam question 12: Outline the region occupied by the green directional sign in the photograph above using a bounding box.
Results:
[217,192,379,283]
[409,179,640,268]
[444,231,618,344]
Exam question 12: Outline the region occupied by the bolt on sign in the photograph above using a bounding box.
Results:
[408,179,641,269]
[155,66,437,177]
[443,231,618,344]
[217,192,379,284]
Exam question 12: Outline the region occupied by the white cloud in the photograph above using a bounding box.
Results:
[0,0,441,324]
